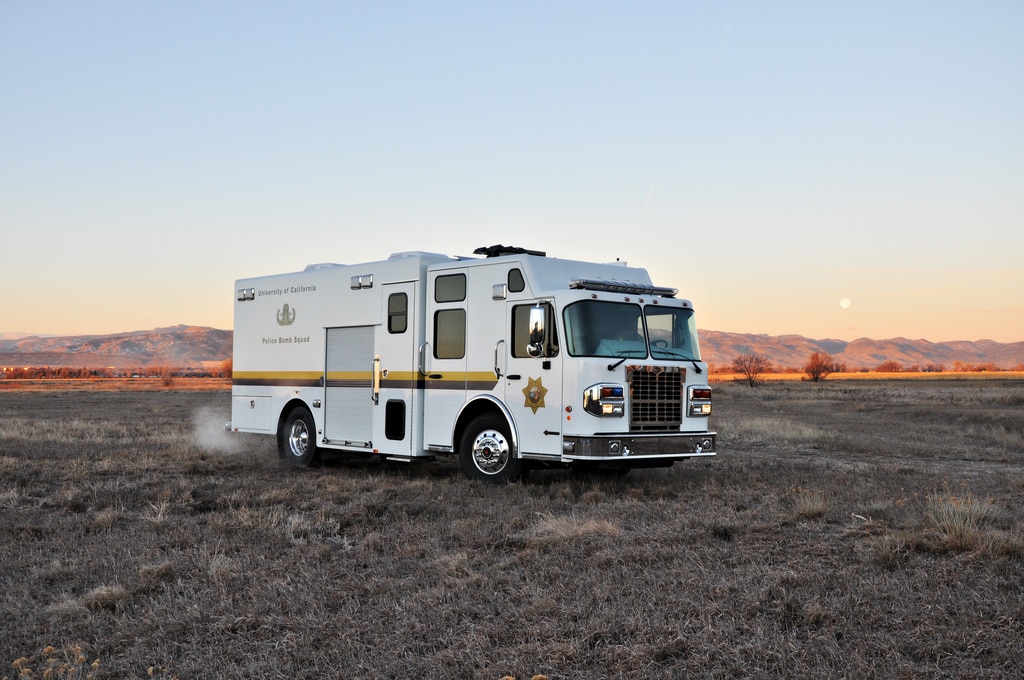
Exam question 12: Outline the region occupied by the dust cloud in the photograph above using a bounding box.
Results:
[192,406,244,454]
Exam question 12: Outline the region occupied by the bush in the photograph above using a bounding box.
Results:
[803,351,834,382]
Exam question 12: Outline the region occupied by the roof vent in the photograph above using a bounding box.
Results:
[304,263,344,271]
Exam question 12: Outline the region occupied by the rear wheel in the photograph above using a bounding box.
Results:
[279,407,318,467]
[459,413,522,484]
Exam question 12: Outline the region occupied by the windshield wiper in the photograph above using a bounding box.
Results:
[607,349,645,371]
[607,356,629,370]
[651,348,703,374]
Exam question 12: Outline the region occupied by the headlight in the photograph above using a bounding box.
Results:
[583,383,625,417]
[687,385,712,416]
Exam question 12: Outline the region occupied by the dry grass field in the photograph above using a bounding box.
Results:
[2,380,1022,678]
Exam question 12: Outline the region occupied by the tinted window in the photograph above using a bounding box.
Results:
[434,309,466,359]
[387,293,407,334]
[512,303,559,358]
[508,269,525,293]
[434,274,466,303]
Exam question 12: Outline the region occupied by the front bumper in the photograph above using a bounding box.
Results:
[561,432,716,462]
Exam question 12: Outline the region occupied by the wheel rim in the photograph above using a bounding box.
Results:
[288,419,310,458]
[470,428,510,475]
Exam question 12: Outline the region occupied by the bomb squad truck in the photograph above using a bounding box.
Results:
[228,245,715,482]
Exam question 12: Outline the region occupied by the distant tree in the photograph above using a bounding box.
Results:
[804,351,834,382]
[153,365,175,387]
[952,361,1001,373]
[875,360,903,373]
[732,353,772,387]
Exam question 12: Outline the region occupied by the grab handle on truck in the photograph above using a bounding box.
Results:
[418,343,442,380]
[418,342,428,376]
[494,339,505,378]
[372,355,380,404]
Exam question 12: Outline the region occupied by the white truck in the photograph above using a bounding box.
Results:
[228,245,715,482]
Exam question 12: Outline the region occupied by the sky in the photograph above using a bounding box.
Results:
[2,1,1022,343]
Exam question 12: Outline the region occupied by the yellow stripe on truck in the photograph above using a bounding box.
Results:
[232,371,322,387]
[233,370,498,390]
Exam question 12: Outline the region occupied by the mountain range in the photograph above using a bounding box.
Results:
[0,326,232,370]
[1,326,1022,371]
[700,330,1024,371]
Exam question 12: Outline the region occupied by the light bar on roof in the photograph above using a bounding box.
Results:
[567,278,678,297]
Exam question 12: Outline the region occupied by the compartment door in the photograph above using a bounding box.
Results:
[324,326,375,448]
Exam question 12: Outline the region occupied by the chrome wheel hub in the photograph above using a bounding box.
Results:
[471,429,510,475]
[289,421,309,457]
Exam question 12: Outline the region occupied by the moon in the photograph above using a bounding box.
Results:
[839,297,852,309]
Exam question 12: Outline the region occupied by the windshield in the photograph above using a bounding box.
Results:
[644,304,701,361]
[562,300,701,361]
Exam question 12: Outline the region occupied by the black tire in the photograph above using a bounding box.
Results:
[279,407,318,467]
[458,413,522,483]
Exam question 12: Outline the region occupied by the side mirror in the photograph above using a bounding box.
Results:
[527,304,545,357]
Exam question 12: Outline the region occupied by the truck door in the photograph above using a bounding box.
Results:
[503,300,563,457]
[374,282,418,456]
[324,326,374,450]
[422,271,468,450]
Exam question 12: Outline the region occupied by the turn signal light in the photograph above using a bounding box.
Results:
[584,383,625,417]
[687,385,712,417]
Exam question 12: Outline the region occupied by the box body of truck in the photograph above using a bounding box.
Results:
[229,246,715,481]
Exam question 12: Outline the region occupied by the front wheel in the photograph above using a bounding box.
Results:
[459,413,522,484]
[279,407,318,467]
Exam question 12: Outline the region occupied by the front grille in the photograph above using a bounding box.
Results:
[628,365,682,432]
